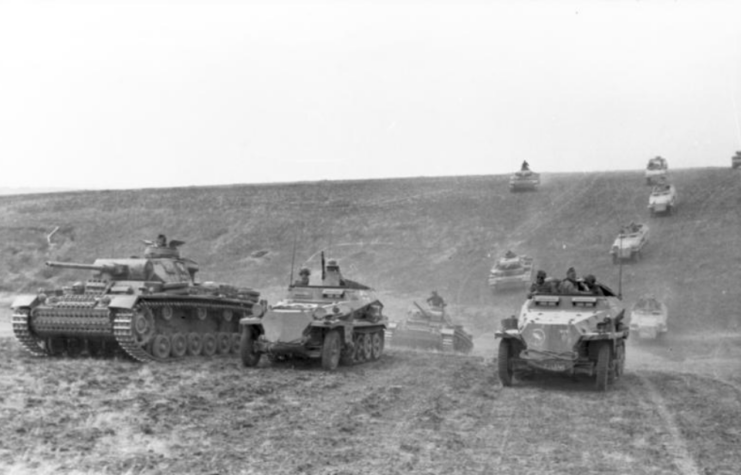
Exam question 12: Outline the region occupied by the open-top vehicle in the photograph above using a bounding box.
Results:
[630,296,668,340]
[239,275,387,371]
[648,182,677,216]
[609,223,649,264]
[495,279,629,391]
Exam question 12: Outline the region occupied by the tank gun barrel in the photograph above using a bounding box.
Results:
[45,261,127,275]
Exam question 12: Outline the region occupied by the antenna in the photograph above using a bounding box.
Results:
[618,233,623,298]
[321,251,326,281]
[288,232,298,288]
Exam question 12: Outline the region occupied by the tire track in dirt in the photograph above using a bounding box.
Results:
[633,372,701,475]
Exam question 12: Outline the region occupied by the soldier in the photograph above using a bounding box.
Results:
[583,274,604,296]
[529,270,549,295]
[323,259,345,286]
[426,291,446,309]
[521,160,530,171]
[156,234,167,247]
[294,267,311,286]
[559,267,580,294]
[505,250,517,259]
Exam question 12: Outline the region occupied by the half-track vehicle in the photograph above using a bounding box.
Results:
[488,252,534,292]
[645,156,668,185]
[629,296,668,340]
[238,268,387,371]
[495,278,629,391]
[385,302,474,353]
[509,169,541,192]
[609,223,649,264]
[732,151,741,169]
[648,181,677,216]
[10,240,261,362]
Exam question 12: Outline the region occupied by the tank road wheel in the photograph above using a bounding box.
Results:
[371,332,384,360]
[217,333,232,354]
[196,307,208,321]
[170,333,187,358]
[161,306,174,321]
[46,337,66,357]
[151,334,172,359]
[498,339,514,387]
[595,342,612,391]
[321,330,342,371]
[353,334,366,363]
[202,333,217,356]
[230,333,241,353]
[361,333,373,361]
[132,307,156,346]
[187,333,203,356]
[239,326,261,367]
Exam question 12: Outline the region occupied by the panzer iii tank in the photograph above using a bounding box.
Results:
[495,277,629,391]
[239,262,387,371]
[10,240,262,362]
[488,252,534,293]
[509,169,541,192]
[385,302,474,353]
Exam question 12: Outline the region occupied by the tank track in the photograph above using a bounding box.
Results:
[11,309,47,356]
[113,299,253,363]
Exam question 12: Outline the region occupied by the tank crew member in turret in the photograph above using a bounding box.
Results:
[323,259,346,286]
[294,267,311,286]
[505,250,517,259]
[426,291,446,309]
[521,160,530,171]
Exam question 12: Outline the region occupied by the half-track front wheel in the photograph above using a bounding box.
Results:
[595,342,612,391]
[321,330,341,371]
[240,326,261,367]
[498,339,513,387]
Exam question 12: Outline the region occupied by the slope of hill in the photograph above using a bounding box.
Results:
[1,167,740,336]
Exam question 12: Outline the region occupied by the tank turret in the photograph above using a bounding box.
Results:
[11,240,261,362]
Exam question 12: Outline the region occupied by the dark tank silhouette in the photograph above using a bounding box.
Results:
[10,239,262,362]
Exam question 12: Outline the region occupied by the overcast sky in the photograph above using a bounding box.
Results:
[1,0,739,191]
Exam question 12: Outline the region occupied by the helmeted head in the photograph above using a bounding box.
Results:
[566,267,576,279]
[536,270,546,281]
[326,259,339,271]
[584,274,596,285]
[156,234,167,246]
[299,267,310,277]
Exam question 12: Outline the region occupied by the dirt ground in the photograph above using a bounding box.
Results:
[1,307,740,475]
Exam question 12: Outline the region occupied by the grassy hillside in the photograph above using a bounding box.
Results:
[1,168,740,334]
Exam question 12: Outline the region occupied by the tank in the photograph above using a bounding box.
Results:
[239,275,387,371]
[385,302,473,353]
[648,181,677,216]
[609,223,649,264]
[495,278,629,391]
[645,156,668,185]
[509,169,541,192]
[488,252,534,292]
[10,240,262,362]
[732,151,741,169]
[629,296,668,340]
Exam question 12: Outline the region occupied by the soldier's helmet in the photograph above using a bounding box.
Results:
[536,270,546,279]
[326,259,339,269]
[584,274,596,284]
[299,267,310,276]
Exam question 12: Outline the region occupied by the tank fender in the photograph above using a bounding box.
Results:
[495,329,523,340]
[239,317,264,327]
[11,295,39,309]
[309,320,353,344]
[107,295,140,310]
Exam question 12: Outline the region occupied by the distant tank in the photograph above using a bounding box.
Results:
[239,261,387,371]
[509,169,541,192]
[732,151,741,169]
[10,240,262,362]
[645,156,668,185]
[495,277,629,391]
[488,252,534,292]
[609,223,649,264]
[629,296,668,340]
[385,302,474,353]
[647,181,677,216]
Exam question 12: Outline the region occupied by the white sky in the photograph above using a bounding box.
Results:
[1,0,740,190]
